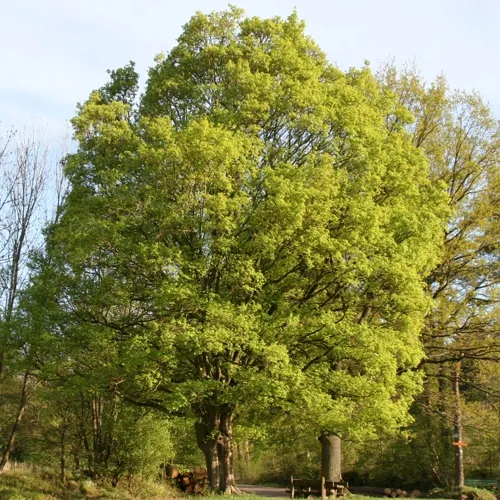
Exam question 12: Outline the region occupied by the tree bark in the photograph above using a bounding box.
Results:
[78,393,93,472]
[453,361,464,488]
[195,404,241,493]
[0,372,29,472]
[219,408,241,494]
[60,408,69,483]
[320,433,342,482]
[60,426,66,483]
[195,406,221,491]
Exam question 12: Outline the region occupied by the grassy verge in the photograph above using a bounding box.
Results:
[0,470,181,500]
[428,487,497,500]
[0,473,467,500]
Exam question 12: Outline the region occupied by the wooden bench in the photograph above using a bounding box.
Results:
[289,476,348,499]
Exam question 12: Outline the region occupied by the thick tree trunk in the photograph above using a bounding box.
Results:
[453,361,464,489]
[195,404,241,493]
[320,433,342,482]
[195,406,221,491]
[0,372,29,472]
[219,409,241,494]
[201,438,220,491]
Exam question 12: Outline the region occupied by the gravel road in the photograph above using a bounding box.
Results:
[239,484,289,498]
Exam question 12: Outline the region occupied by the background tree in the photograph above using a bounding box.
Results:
[0,127,52,472]
[375,62,500,488]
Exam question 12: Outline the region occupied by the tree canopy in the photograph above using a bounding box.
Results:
[23,8,449,492]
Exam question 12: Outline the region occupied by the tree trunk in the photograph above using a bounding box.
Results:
[60,409,68,483]
[0,372,29,472]
[195,404,242,493]
[320,433,342,482]
[91,395,103,468]
[202,438,220,491]
[78,393,93,472]
[60,427,66,483]
[219,408,241,494]
[453,361,464,489]
[195,407,221,491]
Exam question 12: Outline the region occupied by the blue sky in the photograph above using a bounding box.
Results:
[2,0,499,135]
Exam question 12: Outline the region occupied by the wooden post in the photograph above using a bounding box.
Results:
[290,476,295,499]
[322,476,327,500]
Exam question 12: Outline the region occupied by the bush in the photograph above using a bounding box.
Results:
[428,486,497,500]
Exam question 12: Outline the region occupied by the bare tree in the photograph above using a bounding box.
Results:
[0,126,61,472]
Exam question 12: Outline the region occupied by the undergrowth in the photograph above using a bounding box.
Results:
[428,486,496,500]
[0,469,181,499]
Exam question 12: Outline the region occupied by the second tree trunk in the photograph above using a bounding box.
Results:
[320,433,342,482]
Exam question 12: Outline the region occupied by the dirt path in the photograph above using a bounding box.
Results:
[239,484,289,498]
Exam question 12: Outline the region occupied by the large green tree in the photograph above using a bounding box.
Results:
[29,9,446,492]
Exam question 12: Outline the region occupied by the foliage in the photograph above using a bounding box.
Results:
[376,61,500,488]
[168,417,204,468]
[3,7,500,494]
[233,415,321,484]
[3,381,175,484]
[26,12,447,485]
[109,410,174,481]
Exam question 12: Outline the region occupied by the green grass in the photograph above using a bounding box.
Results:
[234,495,272,500]
[0,473,55,500]
[0,474,466,500]
[428,486,497,500]
[235,491,459,500]
[247,492,453,500]
[0,470,181,500]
